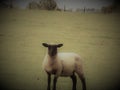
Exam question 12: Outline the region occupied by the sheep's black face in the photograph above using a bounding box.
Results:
[48,45,57,57]
[42,43,63,57]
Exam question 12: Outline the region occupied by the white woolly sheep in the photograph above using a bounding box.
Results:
[42,43,86,90]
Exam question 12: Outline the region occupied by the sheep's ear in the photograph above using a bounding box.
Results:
[57,44,63,48]
[42,43,49,47]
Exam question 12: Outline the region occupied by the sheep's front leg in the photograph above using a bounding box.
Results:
[53,76,58,90]
[47,73,51,90]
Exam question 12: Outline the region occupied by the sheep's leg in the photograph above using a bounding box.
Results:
[79,75,86,90]
[75,67,86,90]
[77,72,86,90]
[53,76,58,90]
[47,73,51,90]
[70,73,77,90]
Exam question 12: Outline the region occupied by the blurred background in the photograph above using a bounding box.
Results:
[0,0,120,90]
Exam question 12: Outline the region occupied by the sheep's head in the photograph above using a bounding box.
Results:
[42,43,63,57]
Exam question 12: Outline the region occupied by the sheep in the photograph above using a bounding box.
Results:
[42,43,86,90]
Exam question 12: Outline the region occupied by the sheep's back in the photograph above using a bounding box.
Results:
[58,52,81,62]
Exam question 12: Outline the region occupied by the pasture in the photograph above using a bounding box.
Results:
[0,9,120,90]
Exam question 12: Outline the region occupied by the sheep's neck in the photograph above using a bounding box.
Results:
[47,54,58,67]
[48,54,57,61]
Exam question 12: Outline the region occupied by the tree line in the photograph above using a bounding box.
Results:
[0,0,13,8]
[0,0,57,10]
[0,0,120,13]
[27,0,57,10]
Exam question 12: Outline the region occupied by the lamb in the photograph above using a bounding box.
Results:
[42,43,86,90]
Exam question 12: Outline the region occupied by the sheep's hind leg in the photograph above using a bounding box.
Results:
[79,74,86,90]
[70,73,77,90]
[76,71,86,90]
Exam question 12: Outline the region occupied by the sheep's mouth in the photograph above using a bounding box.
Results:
[49,52,57,57]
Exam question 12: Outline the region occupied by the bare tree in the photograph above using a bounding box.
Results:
[27,1,39,9]
[39,0,57,10]
[101,5,114,14]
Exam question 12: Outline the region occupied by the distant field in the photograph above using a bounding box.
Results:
[0,9,120,90]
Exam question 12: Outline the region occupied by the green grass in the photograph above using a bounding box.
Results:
[0,9,120,90]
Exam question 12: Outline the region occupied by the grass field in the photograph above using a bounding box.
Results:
[0,9,120,90]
